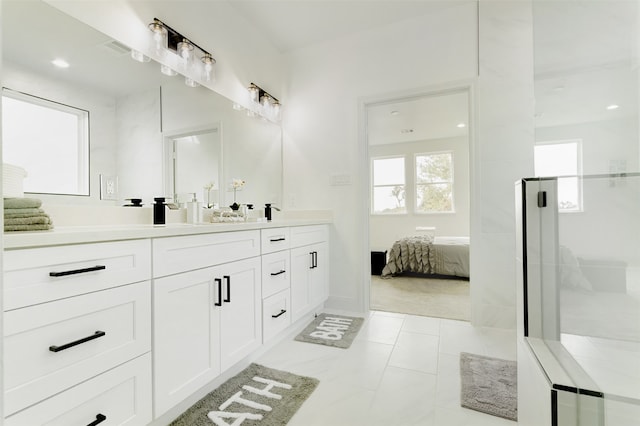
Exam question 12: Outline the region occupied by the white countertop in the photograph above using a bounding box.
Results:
[3,218,332,249]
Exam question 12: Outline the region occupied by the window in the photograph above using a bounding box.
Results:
[2,89,89,195]
[371,156,406,214]
[415,152,454,213]
[534,140,582,212]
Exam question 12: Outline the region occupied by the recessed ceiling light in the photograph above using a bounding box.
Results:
[456,123,466,128]
[51,58,70,68]
[400,129,414,134]
[606,104,619,110]
[390,110,400,116]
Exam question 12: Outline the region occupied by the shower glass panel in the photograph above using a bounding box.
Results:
[521,174,640,425]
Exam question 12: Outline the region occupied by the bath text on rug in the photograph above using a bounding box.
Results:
[207,376,293,426]
[309,316,353,340]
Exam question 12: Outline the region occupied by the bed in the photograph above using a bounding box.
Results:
[380,235,470,279]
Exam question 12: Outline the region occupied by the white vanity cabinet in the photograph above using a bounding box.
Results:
[2,240,153,424]
[152,232,262,418]
[260,229,292,342]
[290,225,329,323]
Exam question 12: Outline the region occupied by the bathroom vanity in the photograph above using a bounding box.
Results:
[2,219,330,424]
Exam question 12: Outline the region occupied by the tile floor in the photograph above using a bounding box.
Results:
[255,310,518,426]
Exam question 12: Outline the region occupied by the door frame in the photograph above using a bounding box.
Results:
[358,80,477,316]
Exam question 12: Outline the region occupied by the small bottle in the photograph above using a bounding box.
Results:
[265,203,272,221]
[153,197,166,225]
[186,193,198,224]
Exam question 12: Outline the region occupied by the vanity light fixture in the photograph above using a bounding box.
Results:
[247,83,282,121]
[141,18,216,87]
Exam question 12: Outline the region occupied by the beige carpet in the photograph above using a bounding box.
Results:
[370,275,471,321]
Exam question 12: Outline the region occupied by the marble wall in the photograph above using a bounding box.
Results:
[473,0,535,327]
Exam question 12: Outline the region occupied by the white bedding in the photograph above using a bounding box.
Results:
[381,236,470,278]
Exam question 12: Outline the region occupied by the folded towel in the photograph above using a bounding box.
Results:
[4,223,53,232]
[4,208,46,218]
[4,198,42,209]
[4,216,52,226]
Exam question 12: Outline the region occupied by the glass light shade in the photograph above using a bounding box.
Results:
[273,102,282,120]
[130,50,150,63]
[184,77,199,88]
[160,64,177,76]
[261,94,272,108]
[177,40,194,61]
[148,21,167,51]
[248,85,259,103]
[201,53,216,82]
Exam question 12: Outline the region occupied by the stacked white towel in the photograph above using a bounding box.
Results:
[4,198,54,232]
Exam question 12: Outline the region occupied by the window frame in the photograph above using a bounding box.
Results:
[414,150,455,214]
[534,139,583,213]
[1,88,90,196]
[370,155,407,215]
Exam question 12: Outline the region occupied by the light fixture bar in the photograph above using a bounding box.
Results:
[150,18,212,60]
[249,82,279,104]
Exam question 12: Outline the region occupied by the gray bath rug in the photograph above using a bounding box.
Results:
[460,352,517,421]
[294,313,364,349]
[170,363,319,426]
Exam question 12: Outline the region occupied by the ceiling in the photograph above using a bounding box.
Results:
[226,0,469,53]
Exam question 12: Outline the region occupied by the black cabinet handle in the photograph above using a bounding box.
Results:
[313,251,318,268]
[224,275,231,303]
[49,265,106,277]
[309,252,314,269]
[49,331,106,353]
[270,237,286,242]
[214,278,222,306]
[271,309,287,318]
[87,414,107,426]
[270,270,286,276]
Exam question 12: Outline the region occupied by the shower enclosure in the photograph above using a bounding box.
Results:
[516,174,640,425]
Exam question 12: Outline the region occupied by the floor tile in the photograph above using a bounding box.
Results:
[388,331,440,374]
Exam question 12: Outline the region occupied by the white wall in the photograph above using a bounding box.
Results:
[282,2,479,312]
[472,0,535,328]
[369,136,470,251]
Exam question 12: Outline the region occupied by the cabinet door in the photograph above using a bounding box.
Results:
[218,257,262,371]
[153,267,221,418]
[310,241,329,307]
[290,246,313,323]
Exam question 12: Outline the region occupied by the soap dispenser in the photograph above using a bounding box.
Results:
[153,197,167,225]
[265,203,272,221]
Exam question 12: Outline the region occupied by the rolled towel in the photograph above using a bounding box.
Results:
[4,198,42,209]
[4,223,53,232]
[4,208,46,218]
[4,216,52,226]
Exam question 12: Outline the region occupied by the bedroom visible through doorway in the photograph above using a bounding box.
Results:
[367,89,471,321]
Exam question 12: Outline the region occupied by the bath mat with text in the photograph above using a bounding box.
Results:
[170,363,319,426]
[294,313,364,349]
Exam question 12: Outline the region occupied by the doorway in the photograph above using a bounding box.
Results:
[366,88,472,321]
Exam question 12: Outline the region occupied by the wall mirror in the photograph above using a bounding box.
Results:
[1,0,283,209]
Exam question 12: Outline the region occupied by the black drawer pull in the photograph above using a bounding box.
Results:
[49,330,106,353]
[270,237,285,242]
[270,270,286,276]
[272,309,287,318]
[87,414,107,426]
[224,275,231,303]
[49,265,106,277]
[214,278,222,306]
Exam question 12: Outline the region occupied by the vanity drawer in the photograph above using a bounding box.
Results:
[153,230,260,277]
[262,250,291,298]
[3,239,151,310]
[5,353,152,426]
[263,289,291,342]
[261,227,290,254]
[290,225,328,248]
[3,281,151,416]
